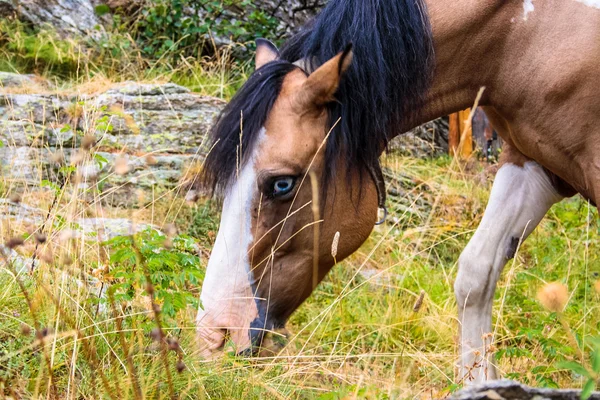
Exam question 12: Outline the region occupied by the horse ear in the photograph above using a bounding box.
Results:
[296,45,353,110]
[255,39,280,69]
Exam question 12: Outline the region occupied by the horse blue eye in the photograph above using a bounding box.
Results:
[272,177,295,197]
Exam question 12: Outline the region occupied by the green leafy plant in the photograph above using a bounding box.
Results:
[104,229,203,319]
[126,0,280,61]
[557,339,600,400]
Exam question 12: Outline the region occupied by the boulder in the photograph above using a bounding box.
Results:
[0,198,155,240]
[451,380,600,400]
[0,72,44,88]
[77,217,155,240]
[0,82,224,151]
[0,245,38,274]
[0,82,223,204]
[0,0,107,37]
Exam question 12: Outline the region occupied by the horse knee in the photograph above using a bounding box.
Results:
[454,247,495,307]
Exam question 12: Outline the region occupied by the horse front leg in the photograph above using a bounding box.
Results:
[455,161,563,384]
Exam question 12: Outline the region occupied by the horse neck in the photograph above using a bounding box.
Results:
[401,0,514,132]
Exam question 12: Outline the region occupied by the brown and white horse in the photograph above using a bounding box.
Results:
[195,0,600,383]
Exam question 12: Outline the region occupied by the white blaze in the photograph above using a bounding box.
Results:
[197,129,266,351]
[575,0,600,9]
[523,0,534,20]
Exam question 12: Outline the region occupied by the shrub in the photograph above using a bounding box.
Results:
[116,0,280,62]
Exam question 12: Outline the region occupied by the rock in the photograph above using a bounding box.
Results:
[0,245,38,274]
[0,199,45,226]
[0,146,57,184]
[0,121,74,148]
[91,82,223,153]
[103,82,190,96]
[0,82,223,151]
[0,198,155,240]
[77,218,154,240]
[0,94,66,124]
[450,380,600,400]
[0,0,107,37]
[231,0,321,36]
[0,82,222,204]
[0,72,43,88]
[0,0,319,42]
[84,152,199,207]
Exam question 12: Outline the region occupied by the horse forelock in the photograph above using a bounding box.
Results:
[201,61,299,196]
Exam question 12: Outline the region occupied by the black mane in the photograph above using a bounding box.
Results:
[203,0,434,195]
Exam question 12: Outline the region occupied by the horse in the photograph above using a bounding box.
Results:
[195,0,600,384]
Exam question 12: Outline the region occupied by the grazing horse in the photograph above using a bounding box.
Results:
[195,0,600,383]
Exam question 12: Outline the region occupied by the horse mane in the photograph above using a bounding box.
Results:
[203,0,434,195]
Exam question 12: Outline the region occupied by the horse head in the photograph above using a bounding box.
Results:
[196,40,380,355]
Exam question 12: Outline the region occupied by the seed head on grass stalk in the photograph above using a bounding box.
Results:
[538,282,583,362]
[331,231,340,260]
[537,282,569,313]
[115,155,130,175]
[413,290,425,313]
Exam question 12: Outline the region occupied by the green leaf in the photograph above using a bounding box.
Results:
[581,378,595,400]
[59,165,76,175]
[0,140,4,148]
[94,153,109,169]
[556,361,592,378]
[592,349,600,374]
[94,4,111,16]
[41,179,61,194]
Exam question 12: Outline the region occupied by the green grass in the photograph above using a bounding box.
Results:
[1,151,598,399]
[0,19,248,98]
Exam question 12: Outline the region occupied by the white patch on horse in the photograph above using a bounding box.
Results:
[575,0,600,9]
[455,162,563,384]
[523,0,534,20]
[196,129,266,352]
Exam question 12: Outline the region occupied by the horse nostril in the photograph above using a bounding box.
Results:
[198,327,228,352]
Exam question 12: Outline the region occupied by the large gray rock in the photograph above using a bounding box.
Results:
[77,217,154,240]
[0,198,45,226]
[451,380,600,400]
[0,82,223,204]
[0,82,223,152]
[0,245,38,274]
[0,0,107,37]
[0,72,43,88]
[0,199,154,240]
